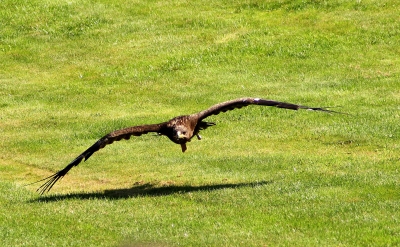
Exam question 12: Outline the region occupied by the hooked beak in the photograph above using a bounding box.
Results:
[176,131,186,139]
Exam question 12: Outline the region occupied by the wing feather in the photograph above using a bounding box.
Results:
[196,97,340,120]
[31,123,166,194]
[30,97,342,195]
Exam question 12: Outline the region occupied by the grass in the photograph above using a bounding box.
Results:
[1,0,399,246]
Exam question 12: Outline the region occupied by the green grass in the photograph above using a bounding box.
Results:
[1,0,399,246]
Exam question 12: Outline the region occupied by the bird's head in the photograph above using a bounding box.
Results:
[173,126,191,143]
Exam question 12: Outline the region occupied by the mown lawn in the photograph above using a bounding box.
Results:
[1,0,399,246]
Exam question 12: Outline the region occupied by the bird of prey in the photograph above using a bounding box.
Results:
[31,97,338,194]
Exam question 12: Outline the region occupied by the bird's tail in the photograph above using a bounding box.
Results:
[198,121,216,130]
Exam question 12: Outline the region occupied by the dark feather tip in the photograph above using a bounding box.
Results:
[36,173,64,195]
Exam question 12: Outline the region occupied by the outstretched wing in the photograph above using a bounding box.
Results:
[31,123,167,195]
[195,97,340,120]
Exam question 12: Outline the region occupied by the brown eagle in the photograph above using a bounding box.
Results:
[32,97,338,194]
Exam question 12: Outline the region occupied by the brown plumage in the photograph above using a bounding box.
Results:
[31,97,339,194]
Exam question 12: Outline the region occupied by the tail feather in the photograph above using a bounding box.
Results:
[199,121,216,130]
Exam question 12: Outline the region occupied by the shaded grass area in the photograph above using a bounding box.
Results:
[1,0,399,246]
[2,157,399,246]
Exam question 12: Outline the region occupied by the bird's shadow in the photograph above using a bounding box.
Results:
[29,180,272,203]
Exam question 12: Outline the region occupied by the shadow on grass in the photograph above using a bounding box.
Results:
[29,180,272,202]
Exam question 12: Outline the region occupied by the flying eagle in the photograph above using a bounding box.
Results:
[31,97,338,194]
